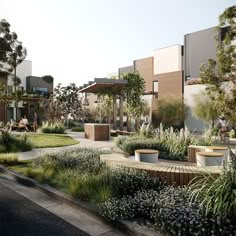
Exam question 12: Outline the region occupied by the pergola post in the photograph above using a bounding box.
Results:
[113,94,117,130]
[119,95,123,131]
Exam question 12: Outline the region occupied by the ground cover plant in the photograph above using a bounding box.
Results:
[3,146,236,235]
[71,126,84,132]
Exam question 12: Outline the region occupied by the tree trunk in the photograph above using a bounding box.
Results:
[127,113,131,132]
[119,96,123,131]
[113,94,117,130]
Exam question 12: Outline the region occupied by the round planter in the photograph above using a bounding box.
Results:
[205,146,228,167]
[196,151,224,166]
[135,149,159,163]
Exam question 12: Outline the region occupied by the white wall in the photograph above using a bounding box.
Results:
[154,45,182,75]
[184,84,208,132]
[7,60,32,89]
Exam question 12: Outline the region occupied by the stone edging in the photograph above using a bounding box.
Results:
[0,165,162,236]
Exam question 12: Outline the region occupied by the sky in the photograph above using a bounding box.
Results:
[1,0,235,87]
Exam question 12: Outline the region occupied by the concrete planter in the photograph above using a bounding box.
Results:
[135,149,159,163]
[205,146,228,167]
[196,151,224,167]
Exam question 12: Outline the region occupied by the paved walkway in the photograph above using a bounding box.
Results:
[19,131,115,161]
[0,174,125,236]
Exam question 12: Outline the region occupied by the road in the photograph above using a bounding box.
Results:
[0,183,89,236]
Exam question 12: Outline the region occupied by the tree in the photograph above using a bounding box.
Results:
[156,96,186,127]
[53,83,82,124]
[0,18,27,120]
[0,19,12,64]
[193,91,219,128]
[43,94,63,122]
[200,6,236,125]
[122,72,145,131]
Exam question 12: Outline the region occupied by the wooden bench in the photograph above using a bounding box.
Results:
[101,153,222,186]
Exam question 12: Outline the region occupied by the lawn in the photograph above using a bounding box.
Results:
[24,133,79,148]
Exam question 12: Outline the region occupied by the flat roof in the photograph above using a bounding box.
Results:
[79,78,128,93]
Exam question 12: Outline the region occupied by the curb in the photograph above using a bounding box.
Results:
[0,165,162,236]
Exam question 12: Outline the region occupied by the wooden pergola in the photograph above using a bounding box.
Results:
[79,78,128,130]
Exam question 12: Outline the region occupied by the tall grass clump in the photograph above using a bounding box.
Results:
[41,121,65,134]
[0,153,19,165]
[0,129,32,153]
[188,148,236,217]
[115,124,197,161]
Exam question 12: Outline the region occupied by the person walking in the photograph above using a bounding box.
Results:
[218,115,227,141]
[33,112,38,132]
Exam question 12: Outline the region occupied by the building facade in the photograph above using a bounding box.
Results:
[0,61,53,122]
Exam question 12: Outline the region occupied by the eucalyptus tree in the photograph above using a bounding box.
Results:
[0,18,27,120]
[200,5,236,125]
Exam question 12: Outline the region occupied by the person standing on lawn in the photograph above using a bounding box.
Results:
[33,112,38,132]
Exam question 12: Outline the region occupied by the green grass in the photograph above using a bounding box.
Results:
[19,133,79,148]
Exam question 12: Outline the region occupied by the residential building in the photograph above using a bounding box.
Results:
[0,60,53,122]
[80,26,221,132]
[184,27,217,131]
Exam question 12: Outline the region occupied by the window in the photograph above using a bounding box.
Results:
[153,81,158,92]
[153,81,158,98]
[32,87,48,95]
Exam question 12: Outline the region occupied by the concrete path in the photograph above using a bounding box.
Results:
[0,174,125,236]
[18,131,115,161]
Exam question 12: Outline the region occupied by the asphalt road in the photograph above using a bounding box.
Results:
[0,183,89,236]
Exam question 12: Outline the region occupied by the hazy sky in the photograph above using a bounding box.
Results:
[1,0,235,86]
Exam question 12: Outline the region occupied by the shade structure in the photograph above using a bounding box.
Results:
[79,78,127,93]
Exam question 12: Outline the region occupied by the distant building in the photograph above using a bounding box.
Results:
[0,60,53,122]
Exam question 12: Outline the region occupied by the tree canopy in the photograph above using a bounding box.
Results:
[0,19,27,74]
[193,91,219,128]
[200,5,236,124]
[122,72,145,119]
[44,83,82,122]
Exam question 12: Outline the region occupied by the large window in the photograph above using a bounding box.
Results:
[32,87,48,95]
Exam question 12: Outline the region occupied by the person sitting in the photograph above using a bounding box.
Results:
[18,117,29,131]
[218,115,227,140]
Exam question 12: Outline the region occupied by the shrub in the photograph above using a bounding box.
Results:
[100,186,236,235]
[101,167,165,197]
[68,120,82,128]
[99,189,159,220]
[71,126,84,132]
[115,125,197,161]
[41,121,65,134]
[121,137,185,161]
[151,186,236,236]
[113,135,129,150]
[32,148,105,174]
